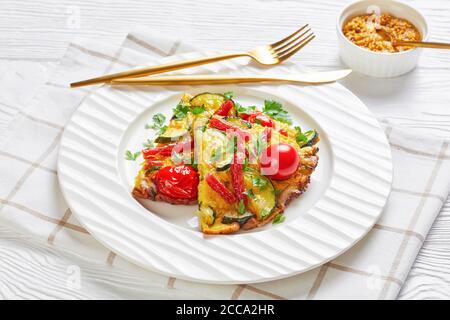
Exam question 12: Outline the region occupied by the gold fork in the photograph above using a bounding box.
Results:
[70,25,315,88]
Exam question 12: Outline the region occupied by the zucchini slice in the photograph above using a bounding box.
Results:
[190,93,225,113]
[298,129,319,148]
[155,113,193,143]
[201,128,234,168]
[223,116,252,129]
[222,211,255,225]
[198,206,216,227]
[243,169,276,220]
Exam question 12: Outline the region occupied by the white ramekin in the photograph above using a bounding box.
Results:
[337,0,428,78]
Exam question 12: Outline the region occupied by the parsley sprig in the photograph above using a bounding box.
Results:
[237,199,246,215]
[192,106,205,115]
[262,100,292,124]
[252,176,268,189]
[145,113,167,135]
[224,91,234,100]
[272,214,285,224]
[125,150,141,161]
[173,102,190,119]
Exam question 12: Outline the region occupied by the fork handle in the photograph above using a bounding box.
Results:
[395,41,450,49]
[70,52,248,88]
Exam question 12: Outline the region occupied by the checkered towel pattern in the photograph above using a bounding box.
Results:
[0,28,449,299]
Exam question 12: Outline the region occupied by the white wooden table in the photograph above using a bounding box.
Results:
[1,0,449,299]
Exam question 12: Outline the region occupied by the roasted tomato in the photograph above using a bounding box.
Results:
[259,143,300,180]
[155,165,199,200]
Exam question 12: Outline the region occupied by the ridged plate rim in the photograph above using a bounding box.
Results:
[57,51,393,284]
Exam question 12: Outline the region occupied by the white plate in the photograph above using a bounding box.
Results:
[58,54,392,284]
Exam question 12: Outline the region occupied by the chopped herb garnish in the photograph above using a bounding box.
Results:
[224,91,234,100]
[238,199,246,215]
[243,157,249,171]
[295,126,308,145]
[244,189,255,199]
[192,106,206,115]
[173,102,190,119]
[272,213,285,224]
[158,125,168,135]
[263,100,292,124]
[145,166,160,174]
[125,150,140,161]
[145,113,166,130]
[252,176,268,189]
[255,133,268,155]
[172,151,191,164]
[210,147,223,162]
[235,103,256,114]
[261,208,272,218]
[143,139,155,148]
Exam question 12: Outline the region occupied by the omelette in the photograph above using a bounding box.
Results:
[132,92,319,234]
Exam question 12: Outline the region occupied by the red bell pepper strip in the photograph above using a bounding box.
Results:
[209,117,237,132]
[142,140,193,159]
[205,173,237,204]
[209,117,250,142]
[231,152,246,203]
[261,127,272,144]
[238,110,261,121]
[143,159,165,170]
[214,100,234,116]
[143,144,174,159]
[248,113,274,128]
[279,128,288,137]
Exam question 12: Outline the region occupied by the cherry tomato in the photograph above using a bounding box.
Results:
[248,113,274,128]
[155,165,199,200]
[259,143,300,180]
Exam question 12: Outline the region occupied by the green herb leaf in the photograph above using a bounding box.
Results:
[244,189,255,199]
[295,126,308,145]
[224,91,234,100]
[173,102,190,119]
[210,147,223,162]
[261,208,272,218]
[192,106,206,115]
[125,150,140,161]
[158,125,168,135]
[235,103,256,114]
[263,100,292,124]
[252,176,268,189]
[243,157,249,171]
[171,151,191,164]
[143,139,155,148]
[145,166,160,174]
[272,213,285,224]
[145,113,166,130]
[238,199,246,215]
[152,113,165,127]
[255,133,268,156]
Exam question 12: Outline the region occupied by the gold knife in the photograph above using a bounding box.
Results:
[110,70,352,86]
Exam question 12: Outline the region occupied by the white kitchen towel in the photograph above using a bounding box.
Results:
[0,28,449,299]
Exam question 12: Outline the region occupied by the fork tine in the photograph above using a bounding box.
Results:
[270,24,309,48]
[272,28,312,52]
[277,34,315,62]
